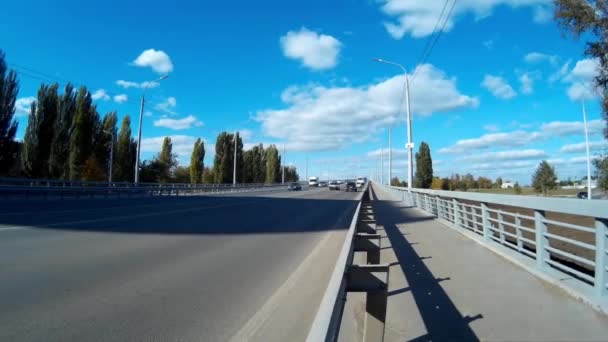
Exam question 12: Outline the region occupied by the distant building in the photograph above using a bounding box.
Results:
[501,181,515,189]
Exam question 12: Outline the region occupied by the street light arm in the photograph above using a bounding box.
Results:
[372,57,407,74]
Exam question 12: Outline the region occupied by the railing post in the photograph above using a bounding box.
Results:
[452,198,460,229]
[481,203,490,241]
[497,210,505,244]
[534,210,549,271]
[515,213,523,253]
[436,196,442,218]
[595,218,607,298]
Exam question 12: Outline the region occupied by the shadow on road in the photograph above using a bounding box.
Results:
[0,193,363,235]
[370,186,482,341]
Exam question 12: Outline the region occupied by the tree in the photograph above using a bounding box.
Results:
[594,155,608,190]
[139,160,161,183]
[251,144,266,183]
[431,177,443,190]
[189,138,205,184]
[81,156,105,181]
[157,137,177,182]
[449,174,461,191]
[92,112,117,181]
[514,182,523,195]
[414,141,433,188]
[173,165,190,183]
[391,177,402,187]
[242,149,255,183]
[114,116,135,182]
[477,176,493,189]
[532,160,558,196]
[284,166,299,182]
[495,177,503,189]
[463,173,477,190]
[49,84,77,179]
[440,177,450,190]
[265,144,281,183]
[202,167,214,183]
[0,50,19,175]
[212,132,243,184]
[554,0,608,137]
[69,87,98,180]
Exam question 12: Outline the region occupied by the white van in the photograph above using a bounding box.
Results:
[308,176,319,187]
[356,177,365,188]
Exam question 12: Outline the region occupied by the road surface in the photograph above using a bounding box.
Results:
[0,187,360,341]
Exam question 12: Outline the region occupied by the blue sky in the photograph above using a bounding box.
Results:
[2,0,607,184]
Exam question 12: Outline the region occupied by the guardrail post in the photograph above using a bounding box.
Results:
[436,196,442,218]
[515,213,523,253]
[452,198,460,228]
[595,218,607,297]
[534,210,549,271]
[481,203,490,241]
[497,210,505,244]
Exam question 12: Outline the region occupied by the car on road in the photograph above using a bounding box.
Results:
[308,176,319,187]
[346,181,357,192]
[577,191,588,199]
[288,182,302,191]
[328,180,340,190]
[356,177,366,188]
[318,181,328,187]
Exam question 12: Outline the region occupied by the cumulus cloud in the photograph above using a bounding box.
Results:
[439,131,542,154]
[483,124,499,132]
[116,80,160,89]
[140,135,204,161]
[153,115,203,130]
[379,0,550,39]
[560,140,608,153]
[367,148,408,158]
[481,75,516,99]
[256,63,478,152]
[519,73,534,95]
[155,97,177,115]
[561,58,600,101]
[280,28,342,70]
[91,89,110,101]
[132,49,174,74]
[113,94,128,103]
[15,97,35,116]
[524,52,558,65]
[460,149,547,162]
[541,119,605,136]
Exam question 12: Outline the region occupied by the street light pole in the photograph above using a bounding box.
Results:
[582,101,592,200]
[389,127,392,185]
[380,147,384,185]
[233,131,238,185]
[103,130,114,184]
[373,57,413,190]
[134,75,169,184]
[282,145,285,184]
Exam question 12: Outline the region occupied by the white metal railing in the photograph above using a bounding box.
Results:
[376,183,608,304]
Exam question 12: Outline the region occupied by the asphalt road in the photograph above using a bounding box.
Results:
[0,186,360,341]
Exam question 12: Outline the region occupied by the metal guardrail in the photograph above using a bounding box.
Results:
[0,177,304,199]
[307,185,389,342]
[377,183,608,306]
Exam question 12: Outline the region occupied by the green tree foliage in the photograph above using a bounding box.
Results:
[594,155,608,190]
[251,144,266,183]
[173,165,190,183]
[0,50,19,175]
[213,132,243,183]
[495,177,503,189]
[430,177,443,189]
[265,144,281,183]
[22,84,60,178]
[114,116,135,182]
[391,177,402,187]
[463,173,476,190]
[81,156,105,181]
[139,160,161,183]
[514,182,523,195]
[440,177,450,190]
[477,176,493,189]
[68,87,98,180]
[284,166,299,182]
[554,0,608,137]
[202,167,214,184]
[532,160,558,196]
[414,141,433,188]
[49,84,77,178]
[189,138,205,184]
[157,136,177,182]
[92,112,117,180]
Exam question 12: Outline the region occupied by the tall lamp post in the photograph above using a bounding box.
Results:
[103,130,114,184]
[134,75,169,184]
[582,101,592,200]
[373,58,413,190]
[233,131,238,185]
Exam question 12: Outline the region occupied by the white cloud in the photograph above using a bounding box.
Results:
[470,160,537,171]
[367,148,408,158]
[533,5,553,23]
[116,80,161,89]
[113,94,128,103]
[379,0,550,39]
[519,73,533,95]
[15,97,35,116]
[482,75,516,99]
[256,63,478,152]
[548,60,570,83]
[560,140,608,153]
[460,149,547,162]
[524,52,558,65]
[153,115,203,130]
[238,129,254,141]
[483,124,499,132]
[439,131,542,154]
[280,27,342,70]
[133,49,173,74]
[140,135,204,161]
[563,58,600,101]
[91,89,110,101]
[155,97,177,115]
[541,119,605,137]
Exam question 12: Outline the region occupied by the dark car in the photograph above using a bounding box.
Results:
[288,182,302,191]
[345,181,357,192]
[577,191,588,199]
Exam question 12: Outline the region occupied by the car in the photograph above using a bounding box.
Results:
[288,182,302,191]
[318,181,328,187]
[337,180,344,185]
[328,180,340,190]
[345,181,357,192]
[356,177,366,188]
[576,191,588,199]
[308,176,319,187]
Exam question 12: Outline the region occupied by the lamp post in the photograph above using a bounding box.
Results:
[582,101,592,200]
[233,131,238,185]
[134,75,169,184]
[103,130,114,184]
[373,57,413,190]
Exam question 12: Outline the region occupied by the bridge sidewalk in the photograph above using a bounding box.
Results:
[370,185,608,342]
